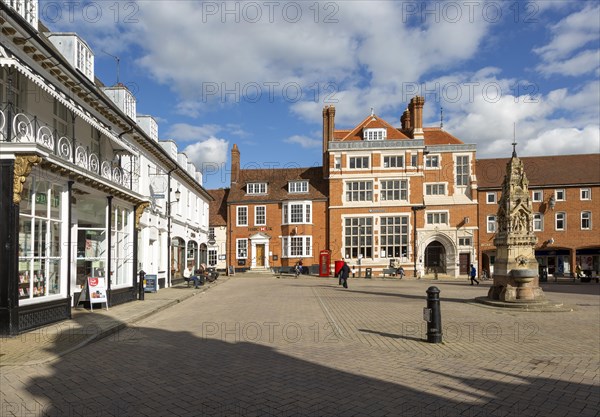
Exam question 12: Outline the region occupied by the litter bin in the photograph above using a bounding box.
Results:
[365,268,372,278]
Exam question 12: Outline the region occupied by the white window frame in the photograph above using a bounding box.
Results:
[426,211,449,225]
[486,192,496,204]
[380,179,408,201]
[581,211,591,230]
[555,189,565,201]
[282,236,312,258]
[254,206,266,226]
[580,188,591,200]
[533,213,543,232]
[247,183,267,195]
[236,206,248,227]
[532,190,543,202]
[282,201,312,224]
[425,183,446,196]
[208,249,218,266]
[363,128,386,141]
[455,155,470,186]
[345,181,373,202]
[487,215,497,233]
[236,239,248,259]
[289,181,309,194]
[425,154,440,168]
[349,156,370,169]
[555,212,566,231]
[383,155,404,168]
[334,156,341,170]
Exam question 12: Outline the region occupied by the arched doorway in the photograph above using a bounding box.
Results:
[425,241,446,274]
[187,241,198,269]
[199,243,208,266]
[171,237,185,279]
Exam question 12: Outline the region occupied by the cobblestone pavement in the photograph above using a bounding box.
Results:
[1,275,599,417]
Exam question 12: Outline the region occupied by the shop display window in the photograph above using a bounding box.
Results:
[18,178,63,301]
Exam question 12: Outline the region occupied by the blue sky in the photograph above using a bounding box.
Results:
[39,1,600,190]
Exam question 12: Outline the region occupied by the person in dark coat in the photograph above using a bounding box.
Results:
[338,260,350,288]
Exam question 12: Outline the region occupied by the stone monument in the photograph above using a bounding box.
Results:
[487,144,546,302]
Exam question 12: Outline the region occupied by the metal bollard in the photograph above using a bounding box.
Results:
[424,286,442,343]
[138,270,145,301]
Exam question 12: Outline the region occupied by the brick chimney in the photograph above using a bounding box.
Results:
[401,108,411,132]
[231,144,240,184]
[322,105,336,177]
[408,96,425,139]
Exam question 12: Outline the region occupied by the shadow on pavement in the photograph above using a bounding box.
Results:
[3,313,596,417]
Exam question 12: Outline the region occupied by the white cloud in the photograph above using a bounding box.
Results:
[284,135,321,149]
[166,123,222,142]
[534,4,600,77]
[182,138,229,173]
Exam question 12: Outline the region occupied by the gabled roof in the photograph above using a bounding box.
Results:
[477,154,600,189]
[337,114,410,141]
[228,167,328,203]
[207,188,229,226]
[423,127,464,145]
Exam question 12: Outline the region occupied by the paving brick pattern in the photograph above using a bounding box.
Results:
[1,276,599,416]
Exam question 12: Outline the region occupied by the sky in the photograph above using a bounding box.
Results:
[38,0,600,190]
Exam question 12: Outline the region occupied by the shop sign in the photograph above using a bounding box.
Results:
[79,277,109,311]
[248,227,272,232]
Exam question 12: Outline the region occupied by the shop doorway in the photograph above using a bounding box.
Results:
[425,241,446,274]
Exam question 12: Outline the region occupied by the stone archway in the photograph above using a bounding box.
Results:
[425,241,446,274]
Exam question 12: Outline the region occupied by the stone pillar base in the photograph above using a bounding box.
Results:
[488,284,546,302]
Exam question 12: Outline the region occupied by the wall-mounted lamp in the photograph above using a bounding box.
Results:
[170,188,181,203]
[548,195,556,210]
[463,216,470,224]
[546,237,554,245]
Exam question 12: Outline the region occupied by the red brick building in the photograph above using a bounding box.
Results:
[323,97,478,277]
[477,153,600,279]
[226,145,328,272]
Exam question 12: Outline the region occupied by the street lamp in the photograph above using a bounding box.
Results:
[411,205,426,278]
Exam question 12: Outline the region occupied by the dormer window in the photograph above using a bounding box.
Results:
[247,183,267,194]
[289,181,308,193]
[363,128,386,141]
[76,39,94,80]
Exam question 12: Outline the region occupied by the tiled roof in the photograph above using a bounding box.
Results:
[423,127,464,145]
[477,154,600,188]
[228,167,328,203]
[336,114,410,141]
[207,188,229,226]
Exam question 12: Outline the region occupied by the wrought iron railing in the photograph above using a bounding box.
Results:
[0,106,131,189]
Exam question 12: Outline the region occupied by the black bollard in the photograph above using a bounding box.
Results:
[139,270,145,301]
[425,286,442,343]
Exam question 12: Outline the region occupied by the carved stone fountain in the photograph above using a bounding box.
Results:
[487,145,546,303]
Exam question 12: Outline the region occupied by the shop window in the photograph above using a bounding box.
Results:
[76,195,108,291]
[18,178,63,302]
[344,217,373,259]
[111,205,132,287]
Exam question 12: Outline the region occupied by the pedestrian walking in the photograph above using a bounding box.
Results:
[470,263,479,285]
[337,260,350,288]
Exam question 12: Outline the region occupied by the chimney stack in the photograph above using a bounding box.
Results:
[408,96,425,139]
[231,144,240,184]
[401,108,411,131]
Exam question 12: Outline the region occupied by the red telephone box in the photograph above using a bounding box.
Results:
[319,250,331,277]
